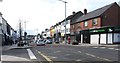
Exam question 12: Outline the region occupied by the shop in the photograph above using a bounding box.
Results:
[81,30,90,44]
[80,26,120,44]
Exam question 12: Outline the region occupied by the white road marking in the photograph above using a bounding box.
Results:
[27,49,37,60]
[76,59,82,61]
[108,48,114,50]
[85,53,96,57]
[65,54,71,56]
[96,57,111,61]
[85,53,111,61]
[78,51,82,53]
[115,49,120,51]
[93,47,98,48]
[1,55,30,61]
[53,51,61,53]
[48,56,57,59]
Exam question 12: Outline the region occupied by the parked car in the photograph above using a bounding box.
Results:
[45,39,52,44]
[36,40,45,46]
[72,40,79,45]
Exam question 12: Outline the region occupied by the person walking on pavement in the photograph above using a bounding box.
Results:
[68,36,70,44]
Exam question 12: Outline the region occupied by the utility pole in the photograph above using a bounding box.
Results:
[24,21,29,45]
[19,20,22,41]
[59,0,67,44]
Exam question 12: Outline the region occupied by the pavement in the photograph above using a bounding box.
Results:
[2,42,119,51]
[2,44,32,51]
[59,43,119,47]
[1,44,32,61]
[1,55,30,61]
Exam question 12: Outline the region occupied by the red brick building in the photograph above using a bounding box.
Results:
[71,2,120,44]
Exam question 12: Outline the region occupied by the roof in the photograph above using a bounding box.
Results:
[0,12,2,15]
[60,11,83,24]
[76,2,116,22]
[70,11,83,24]
[61,15,74,23]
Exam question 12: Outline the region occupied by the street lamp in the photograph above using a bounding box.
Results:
[59,0,67,44]
[24,21,29,45]
[24,21,29,33]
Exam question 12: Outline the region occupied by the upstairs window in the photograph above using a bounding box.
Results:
[66,20,70,24]
[84,21,88,27]
[72,25,74,29]
[66,20,68,24]
[92,18,98,25]
[62,22,64,26]
[78,23,80,28]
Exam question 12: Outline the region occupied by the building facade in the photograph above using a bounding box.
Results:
[0,12,2,46]
[75,2,120,44]
[70,11,83,43]
[0,12,15,46]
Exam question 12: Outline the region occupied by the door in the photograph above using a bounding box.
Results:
[100,34,106,44]
[91,34,99,44]
[108,33,113,44]
[83,31,90,44]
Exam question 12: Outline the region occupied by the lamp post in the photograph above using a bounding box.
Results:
[24,21,29,45]
[24,21,29,33]
[59,0,67,44]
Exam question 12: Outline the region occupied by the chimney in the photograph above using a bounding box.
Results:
[0,12,2,15]
[84,9,87,15]
[72,11,76,15]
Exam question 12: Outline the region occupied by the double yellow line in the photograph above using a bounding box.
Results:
[36,50,52,62]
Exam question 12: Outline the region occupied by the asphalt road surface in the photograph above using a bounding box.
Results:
[1,44,120,63]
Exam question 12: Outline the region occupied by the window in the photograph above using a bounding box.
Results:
[72,25,74,29]
[92,18,98,25]
[62,22,64,26]
[66,29,68,32]
[66,20,68,24]
[78,23,80,28]
[66,20,70,24]
[84,21,88,27]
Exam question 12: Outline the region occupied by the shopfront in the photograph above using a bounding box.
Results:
[81,30,90,44]
[81,26,120,44]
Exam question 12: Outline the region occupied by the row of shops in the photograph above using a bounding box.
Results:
[44,2,120,45]
[75,26,120,44]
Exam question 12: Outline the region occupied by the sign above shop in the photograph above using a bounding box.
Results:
[90,29,105,33]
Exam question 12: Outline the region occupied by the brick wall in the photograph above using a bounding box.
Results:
[79,17,101,30]
[102,3,120,26]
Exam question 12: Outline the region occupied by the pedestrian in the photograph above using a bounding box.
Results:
[68,36,70,44]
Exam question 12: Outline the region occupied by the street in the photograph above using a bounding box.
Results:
[1,44,120,63]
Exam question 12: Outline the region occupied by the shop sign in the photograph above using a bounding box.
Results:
[114,27,120,31]
[108,28,113,32]
[61,33,64,36]
[90,29,105,33]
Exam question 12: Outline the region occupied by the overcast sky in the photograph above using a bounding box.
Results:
[0,0,119,35]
